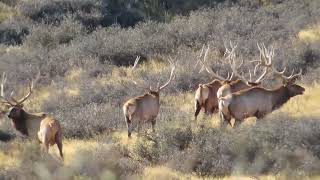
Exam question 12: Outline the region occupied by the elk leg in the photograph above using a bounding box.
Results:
[125,115,132,138]
[234,119,242,128]
[204,99,209,114]
[219,111,230,129]
[151,119,156,132]
[194,101,201,121]
[55,131,64,160]
[256,112,266,120]
[43,138,49,155]
[137,121,142,134]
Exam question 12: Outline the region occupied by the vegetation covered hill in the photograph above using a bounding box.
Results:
[0,0,319,179]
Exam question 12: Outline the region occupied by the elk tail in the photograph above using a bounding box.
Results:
[123,103,136,122]
[195,84,203,104]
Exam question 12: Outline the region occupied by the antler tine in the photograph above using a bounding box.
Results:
[281,68,302,81]
[224,41,238,61]
[195,45,204,68]
[272,66,286,76]
[252,42,274,75]
[229,57,243,80]
[0,72,14,106]
[289,68,302,80]
[249,70,252,82]
[198,45,210,73]
[158,57,176,91]
[1,72,6,97]
[272,66,302,83]
[237,58,244,68]
[198,45,229,81]
[226,71,235,81]
[132,56,141,70]
[223,42,230,57]
[16,71,41,106]
[254,67,268,83]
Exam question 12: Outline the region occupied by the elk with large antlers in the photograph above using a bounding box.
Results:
[123,57,175,138]
[216,43,270,101]
[194,42,263,120]
[0,72,63,159]
[218,44,305,128]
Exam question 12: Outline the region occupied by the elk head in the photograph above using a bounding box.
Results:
[0,72,40,121]
[130,56,176,95]
[254,43,304,96]
[274,68,304,96]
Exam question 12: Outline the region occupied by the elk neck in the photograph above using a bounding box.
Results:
[148,90,160,97]
[271,86,291,110]
[11,109,29,136]
[229,80,249,92]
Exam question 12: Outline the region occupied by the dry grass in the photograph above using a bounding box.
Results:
[276,83,320,118]
[3,83,319,179]
[0,1,319,178]
[298,25,320,43]
[0,3,16,23]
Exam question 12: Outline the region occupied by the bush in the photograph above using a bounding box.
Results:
[0,17,30,45]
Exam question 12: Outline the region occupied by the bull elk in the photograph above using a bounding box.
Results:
[194,42,263,120]
[218,44,305,128]
[123,57,176,138]
[0,72,63,159]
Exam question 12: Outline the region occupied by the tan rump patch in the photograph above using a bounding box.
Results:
[195,85,209,104]
[218,94,232,115]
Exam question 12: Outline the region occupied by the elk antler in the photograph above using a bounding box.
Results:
[272,67,302,84]
[251,43,274,74]
[224,41,238,60]
[14,71,41,106]
[195,44,205,68]
[129,56,151,90]
[158,56,176,91]
[0,72,14,106]
[253,43,302,84]
[132,56,141,70]
[229,51,267,84]
[197,45,233,81]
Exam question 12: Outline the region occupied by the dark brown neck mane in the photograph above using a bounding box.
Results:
[272,86,291,110]
[11,110,28,136]
[230,80,250,92]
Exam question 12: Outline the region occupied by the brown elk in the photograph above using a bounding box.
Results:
[194,43,263,120]
[123,57,175,138]
[0,72,63,159]
[218,44,305,128]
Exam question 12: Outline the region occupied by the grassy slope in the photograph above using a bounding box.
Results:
[0,2,319,179]
[1,82,319,179]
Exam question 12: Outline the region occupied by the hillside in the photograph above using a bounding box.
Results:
[0,0,320,179]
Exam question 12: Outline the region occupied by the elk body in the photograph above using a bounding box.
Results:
[0,72,63,159]
[218,43,305,128]
[194,43,262,120]
[123,57,175,138]
[195,79,256,119]
[219,80,304,128]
